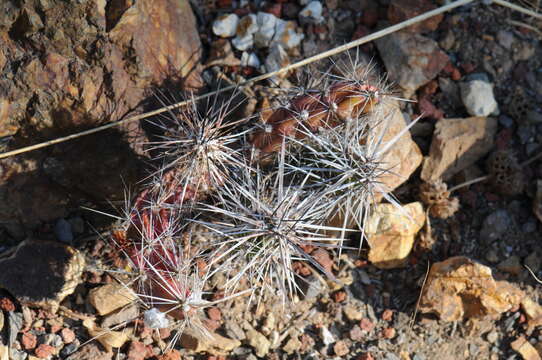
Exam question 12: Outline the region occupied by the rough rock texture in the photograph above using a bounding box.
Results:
[375,101,423,197]
[365,202,425,269]
[511,336,542,360]
[421,117,498,182]
[460,79,499,117]
[0,240,85,312]
[0,0,202,138]
[376,29,449,95]
[387,0,443,33]
[180,330,241,356]
[88,283,136,316]
[83,319,131,353]
[419,257,524,321]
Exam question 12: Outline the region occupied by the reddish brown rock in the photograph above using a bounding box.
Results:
[421,117,498,182]
[61,328,76,344]
[21,332,37,350]
[333,340,349,357]
[35,344,55,358]
[419,257,525,321]
[157,350,181,360]
[388,0,443,33]
[381,327,396,339]
[127,341,147,360]
[207,307,222,321]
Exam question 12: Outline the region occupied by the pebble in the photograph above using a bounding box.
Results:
[385,353,400,360]
[143,308,169,329]
[60,328,75,344]
[333,340,349,356]
[35,344,55,358]
[42,333,63,348]
[10,349,28,360]
[498,114,514,128]
[22,332,38,350]
[240,52,260,68]
[254,12,276,48]
[88,283,136,316]
[232,14,258,51]
[9,312,24,347]
[343,304,363,321]
[487,331,499,343]
[212,14,239,38]
[102,304,139,329]
[246,329,270,358]
[480,209,513,244]
[59,343,78,357]
[299,1,324,23]
[497,30,514,50]
[272,19,304,49]
[54,218,73,244]
[460,77,499,116]
[320,326,335,345]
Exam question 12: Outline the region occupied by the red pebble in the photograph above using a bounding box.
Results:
[381,327,396,339]
[0,297,15,312]
[382,309,394,322]
[61,328,76,344]
[35,344,55,359]
[207,307,222,321]
[359,318,374,332]
[159,327,171,340]
[21,332,37,350]
[127,341,147,360]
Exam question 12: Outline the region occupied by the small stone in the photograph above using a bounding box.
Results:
[511,336,541,360]
[332,291,347,303]
[497,256,523,275]
[460,79,499,117]
[83,319,131,353]
[349,325,364,341]
[360,318,374,332]
[272,19,304,49]
[9,312,24,347]
[246,329,270,357]
[60,343,78,358]
[381,327,396,339]
[143,308,169,329]
[486,331,498,343]
[101,304,139,329]
[480,210,513,244]
[22,332,38,350]
[88,283,136,316]
[61,328,75,344]
[521,297,542,330]
[207,307,221,321]
[265,44,290,79]
[213,14,239,38]
[65,343,112,360]
[0,297,15,312]
[180,330,240,356]
[299,1,324,23]
[421,116,497,182]
[232,14,258,51]
[54,219,73,244]
[240,52,260,68]
[365,202,425,269]
[254,12,277,48]
[283,335,302,355]
[35,344,55,359]
[156,350,181,360]
[320,326,335,346]
[127,341,147,360]
[497,30,514,50]
[388,0,442,33]
[333,340,349,357]
[344,304,363,321]
[382,309,394,322]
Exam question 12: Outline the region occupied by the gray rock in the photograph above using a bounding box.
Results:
[480,210,513,244]
[8,312,24,346]
[9,349,27,360]
[497,30,515,50]
[376,29,448,95]
[460,78,499,116]
[55,218,74,244]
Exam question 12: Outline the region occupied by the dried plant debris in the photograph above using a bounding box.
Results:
[418,179,459,219]
[486,150,525,196]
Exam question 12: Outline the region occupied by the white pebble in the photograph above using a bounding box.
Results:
[254,12,277,48]
[272,19,304,49]
[460,79,499,117]
[212,14,239,38]
[232,14,258,50]
[143,308,170,329]
[299,1,324,23]
[241,52,260,68]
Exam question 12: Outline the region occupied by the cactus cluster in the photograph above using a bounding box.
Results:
[108,56,405,344]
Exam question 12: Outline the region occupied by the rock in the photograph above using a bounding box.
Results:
[88,283,136,316]
[480,209,513,244]
[497,256,522,275]
[212,14,239,38]
[376,30,448,94]
[534,180,542,224]
[156,350,181,360]
[365,202,425,269]
[246,329,270,357]
[240,52,260,68]
[299,1,324,23]
[521,297,542,330]
[8,312,23,347]
[283,335,302,354]
[419,257,524,321]
[180,330,241,356]
[66,343,113,360]
[127,341,148,360]
[82,319,131,353]
[205,39,241,67]
[1,0,202,138]
[232,14,258,51]
[255,12,277,48]
[320,326,335,346]
[272,19,304,49]
[460,79,499,117]
[101,304,139,329]
[388,0,443,33]
[511,336,541,360]
[420,116,497,181]
[344,304,363,321]
[0,240,84,313]
[35,344,55,359]
[54,218,73,244]
[60,328,76,344]
[333,340,349,356]
[497,30,515,50]
[22,332,38,350]
[143,308,169,329]
[265,44,290,80]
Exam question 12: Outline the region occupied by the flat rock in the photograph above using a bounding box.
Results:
[365,202,425,269]
[180,330,241,356]
[83,319,131,353]
[88,283,136,316]
[511,336,541,360]
[376,29,449,94]
[419,256,525,321]
[421,116,497,182]
[0,240,85,313]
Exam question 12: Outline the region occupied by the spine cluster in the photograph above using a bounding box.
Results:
[109,58,399,341]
